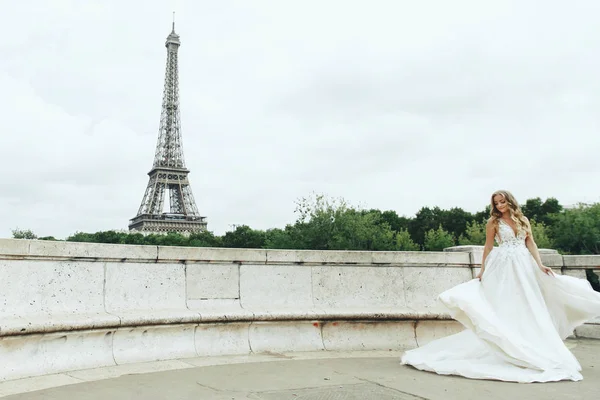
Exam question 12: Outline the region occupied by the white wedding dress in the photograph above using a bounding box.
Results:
[401,220,600,382]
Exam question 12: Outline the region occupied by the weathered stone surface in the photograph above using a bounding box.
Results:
[402,266,472,311]
[0,260,119,335]
[0,260,104,315]
[0,239,30,258]
[0,239,597,384]
[266,249,373,265]
[564,255,600,268]
[250,309,326,321]
[186,263,239,300]
[188,299,254,321]
[444,245,480,253]
[371,251,409,265]
[372,251,469,266]
[312,266,406,308]
[105,262,185,313]
[403,251,469,266]
[311,308,450,321]
[240,265,313,309]
[105,262,199,325]
[112,325,197,364]
[158,246,266,263]
[444,246,483,266]
[0,314,119,336]
[195,322,251,356]
[576,321,600,340]
[29,240,157,260]
[563,269,587,279]
[415,320,464,346]
[541,253,564,267]
[0,330,115,381]
[249,321,324,353]
[247,308,449,322]
[322,321,416,351]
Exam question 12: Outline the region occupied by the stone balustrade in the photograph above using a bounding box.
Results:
[0,239,598,381]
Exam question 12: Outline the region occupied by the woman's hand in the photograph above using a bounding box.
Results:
[476,269,484,281]
[539,265,555,276]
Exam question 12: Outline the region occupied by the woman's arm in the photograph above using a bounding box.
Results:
[477,219,496,280]
[524,217,554,276]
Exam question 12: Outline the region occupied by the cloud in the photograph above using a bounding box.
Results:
[0,0,599,239]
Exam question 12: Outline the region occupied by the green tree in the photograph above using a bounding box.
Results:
[409,207,442,246]
[264,227,300,249]
[541,197,563,219]
[458,221,486,245]
[291,193,344,250]
[66,231,96,243]
[408,206,476,246]
[121,232,150,245]
[474,205,491,223]
[281,193,399,251]
[329,209,397,250]
[530,220,553,249]
[522,198,544,222]
[70,230,136,245]
[222,225,266,249]
[424,225,455,251]
[395,229,420,251]
[188,230,223,247]
[11,228,37,239]
[522,197,563,225]
[558,204,599,254]
[550,203,600,255]
[154,232,190,247]
[93,230,127,244]
[365,209,410,232]
[38,236,58,241]
[439,207,474,242]
[66,229,224,247]
[30,193,600,260]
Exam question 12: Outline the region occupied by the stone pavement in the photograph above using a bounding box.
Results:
[2,339,598,400]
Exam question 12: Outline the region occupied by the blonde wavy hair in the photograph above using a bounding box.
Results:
[489,190,531,235]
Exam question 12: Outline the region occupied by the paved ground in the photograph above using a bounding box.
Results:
[1,339,598,400]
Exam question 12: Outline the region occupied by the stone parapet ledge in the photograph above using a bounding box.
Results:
[0,238,598,382]
[0,239,470,267]
[0,319,465,382]
[563,255,600,269]
[0,309,453,337]
[4,239,596,269]
[0,239,158,262]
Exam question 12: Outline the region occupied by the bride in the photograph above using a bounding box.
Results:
[401,190,600,382]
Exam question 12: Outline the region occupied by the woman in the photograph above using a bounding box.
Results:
[400,190,600,382]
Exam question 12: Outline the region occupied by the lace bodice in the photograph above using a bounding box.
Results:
[495,219,527,248]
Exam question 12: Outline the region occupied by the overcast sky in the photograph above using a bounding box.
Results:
[1,0,599,239]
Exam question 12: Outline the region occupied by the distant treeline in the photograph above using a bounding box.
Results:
[10,194,600,291]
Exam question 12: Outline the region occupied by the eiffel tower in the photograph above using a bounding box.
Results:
[129,21,207,234]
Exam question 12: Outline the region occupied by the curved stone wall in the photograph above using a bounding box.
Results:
[0,239,597,381]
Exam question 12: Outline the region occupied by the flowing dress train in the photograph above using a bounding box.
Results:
[401,220,600,382]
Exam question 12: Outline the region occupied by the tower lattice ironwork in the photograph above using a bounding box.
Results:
[129,21,207,234]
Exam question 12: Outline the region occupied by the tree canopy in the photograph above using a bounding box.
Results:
[12,194,599,290]
[9,194,598,255]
